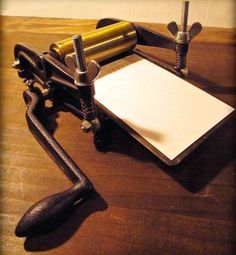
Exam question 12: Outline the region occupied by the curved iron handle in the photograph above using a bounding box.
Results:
[15,89,95,237]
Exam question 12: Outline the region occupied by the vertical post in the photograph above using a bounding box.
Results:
[72,35,87,73]
[181,1,189,32]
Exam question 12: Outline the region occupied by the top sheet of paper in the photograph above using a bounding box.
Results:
[95,59,234,163]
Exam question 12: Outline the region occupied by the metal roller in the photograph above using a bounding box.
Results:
[50,21,137,64]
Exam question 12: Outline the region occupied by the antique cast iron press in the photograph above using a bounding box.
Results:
[13,2,210,237]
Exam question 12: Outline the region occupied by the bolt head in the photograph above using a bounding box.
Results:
[12,60,20,69]
[81,120,92,133]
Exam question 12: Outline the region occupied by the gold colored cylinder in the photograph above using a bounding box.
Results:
[50,21,137,63]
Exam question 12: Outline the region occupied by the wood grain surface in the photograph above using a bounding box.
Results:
[0,16,235,255]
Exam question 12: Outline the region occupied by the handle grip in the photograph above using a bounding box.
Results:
[15,182,92,237]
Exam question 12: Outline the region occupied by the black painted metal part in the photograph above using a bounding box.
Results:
[13,16,202,237]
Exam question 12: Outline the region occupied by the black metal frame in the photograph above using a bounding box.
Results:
[13,17,201,237]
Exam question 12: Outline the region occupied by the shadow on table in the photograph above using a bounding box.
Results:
[24,192,107,251]
[161,114,236,192]
[189,71,236,95]
[109,112,235,193]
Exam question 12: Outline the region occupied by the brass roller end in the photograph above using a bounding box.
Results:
[50,21,137,63]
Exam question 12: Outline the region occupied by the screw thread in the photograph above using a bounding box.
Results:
[80,98,97,121]
[72,35,87,72]
[175,43,188,70]
[176,52,187,70]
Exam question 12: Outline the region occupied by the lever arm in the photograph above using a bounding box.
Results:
[15,88,94,237]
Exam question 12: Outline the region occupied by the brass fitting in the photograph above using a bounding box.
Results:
[50,21,137,64]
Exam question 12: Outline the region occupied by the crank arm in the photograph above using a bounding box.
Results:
[15,88,94,237]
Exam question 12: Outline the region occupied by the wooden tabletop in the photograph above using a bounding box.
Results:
[0,16,235,255]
